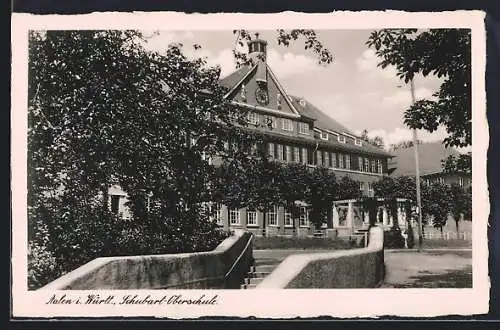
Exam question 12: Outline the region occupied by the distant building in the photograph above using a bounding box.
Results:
[389,141,471,188]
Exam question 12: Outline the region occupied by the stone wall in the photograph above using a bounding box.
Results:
[40,229,253,290]
[257,226,384,289]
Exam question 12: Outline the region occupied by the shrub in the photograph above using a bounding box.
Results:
[28,240,58,290]
[384,225,405,249]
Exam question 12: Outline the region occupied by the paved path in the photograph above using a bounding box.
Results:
[382,249,472,288]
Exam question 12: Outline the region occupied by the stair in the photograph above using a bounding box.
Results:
[240,257,281,289]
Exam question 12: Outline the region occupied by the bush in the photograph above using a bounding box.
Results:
[384,225,405,249]
[28,240,58,290]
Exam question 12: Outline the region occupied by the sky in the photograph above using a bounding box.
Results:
[140,29,449,149]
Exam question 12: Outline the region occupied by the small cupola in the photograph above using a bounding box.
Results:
[247,33,268,63]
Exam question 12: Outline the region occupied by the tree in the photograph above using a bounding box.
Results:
[28,30,257,287]
[449,183,472,235]
[303,167,338,229]
[442,152,472,175]
[360,129,385,149]
[367,29,471,147]
[421,182,453,237]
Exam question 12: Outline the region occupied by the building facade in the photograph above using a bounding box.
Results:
[211,36,395,237]
[109,36,398,238]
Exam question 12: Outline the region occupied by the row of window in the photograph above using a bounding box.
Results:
[268,143,384,174]
[211,206,310,227]
[246,112,310,135]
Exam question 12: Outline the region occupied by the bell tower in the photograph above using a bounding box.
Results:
[247,33,268,86]
[247,33,268,63]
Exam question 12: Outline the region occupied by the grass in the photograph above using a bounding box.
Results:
[421,239,472,249]
[253,236,354,250]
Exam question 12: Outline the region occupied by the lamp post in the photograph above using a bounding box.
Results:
[409,79,424,252]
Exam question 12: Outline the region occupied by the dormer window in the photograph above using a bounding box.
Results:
[338,135,346,143]
[299,122,309,135]
[320,131,329,140]
[299,98,306,107]
[355,139,362,146]
[282,118,293,132]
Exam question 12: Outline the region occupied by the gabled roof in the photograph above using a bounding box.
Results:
[390,141,461,177]
[219,61,392,158]
[219,66,254,91]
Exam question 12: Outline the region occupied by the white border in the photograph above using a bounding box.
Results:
[11,11,489,318]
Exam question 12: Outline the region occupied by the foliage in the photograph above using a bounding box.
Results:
[384,225,405,249]
[360,129,385,149]
[27,30,246,288]
[367,29,471,147]
[442,152,472,174]
[449,183,472,234]
[232,29,333,67]
[389,139,422,151]
[420,182,454,234]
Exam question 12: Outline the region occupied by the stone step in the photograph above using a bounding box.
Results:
[246,271,272,278]
[253,265,278,273]
[246,283,258,289]
[244,276,266,285]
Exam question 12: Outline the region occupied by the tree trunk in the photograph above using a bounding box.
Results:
[440,225,444,238]
[455,213,460,237]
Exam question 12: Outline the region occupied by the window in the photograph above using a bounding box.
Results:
[377,160,383,174]
[324,152,330,167]
[339,153,344,169]
[209,203,223,225]
[299,122,309,135]
[265,115,277,129]
[367,183,374,197]
[229,209,240,225]
[282,118,293,131]
[299,207,309,227]
[358,156,364,172]
[247,210,258,226]
[364,158,370,172]
[459,177,464,187]
[320,131,329,140]
[359,182,365,192]
[277,144,284,161]
[301,147,308,165]
[331,152,337,168]
[247,112,259,125]
[355,139,362,146]
[338,135,346,143]
[268,206,278,226]
[439,177,445,184]
[284,209,293,227]
[316,150,323,167]
[286,145,292,162]
[268,143,275,159]
[345,154,351,170]
[294,147,300,163]
[371,160,376,173]
[110,195,120,214]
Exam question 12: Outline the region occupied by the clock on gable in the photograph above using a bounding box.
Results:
[255,86,269,106]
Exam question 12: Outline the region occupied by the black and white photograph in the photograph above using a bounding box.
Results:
[11,11,489,318]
